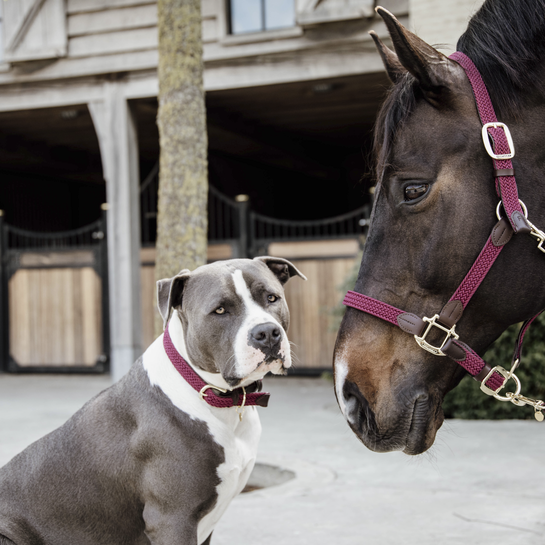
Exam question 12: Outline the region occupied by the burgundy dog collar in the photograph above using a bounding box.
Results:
[163,324,270,409]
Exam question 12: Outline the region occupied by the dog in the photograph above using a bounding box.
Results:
[0,256,305,545]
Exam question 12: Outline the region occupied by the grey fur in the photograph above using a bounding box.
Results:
[0,361,224,545]
[0,257,305,544]
[160,257,305,383]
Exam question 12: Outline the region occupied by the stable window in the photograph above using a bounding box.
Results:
[229,0,295,34]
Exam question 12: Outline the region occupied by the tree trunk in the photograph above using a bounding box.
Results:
[155,0,208,336]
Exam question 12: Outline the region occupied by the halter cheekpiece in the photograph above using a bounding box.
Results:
[163,324,270,419]
[344,51,545,420]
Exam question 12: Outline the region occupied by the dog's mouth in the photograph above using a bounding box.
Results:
[224,355,288,387]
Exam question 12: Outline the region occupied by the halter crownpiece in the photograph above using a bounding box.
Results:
[163,324,270,419]
[344,51,545,420]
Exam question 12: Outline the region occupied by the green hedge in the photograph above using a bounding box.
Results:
[442,313,545,420]
[334,256,545,420]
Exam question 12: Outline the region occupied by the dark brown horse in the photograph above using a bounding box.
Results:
[333,0,545,455]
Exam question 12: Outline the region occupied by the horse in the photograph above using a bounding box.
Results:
[333,0,545,455]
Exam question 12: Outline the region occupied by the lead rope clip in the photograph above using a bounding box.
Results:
[480,359,545,421]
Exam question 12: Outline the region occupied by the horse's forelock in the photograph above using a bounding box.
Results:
[373,73,418,186]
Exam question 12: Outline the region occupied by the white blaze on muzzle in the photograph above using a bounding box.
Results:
[232,269,291,378]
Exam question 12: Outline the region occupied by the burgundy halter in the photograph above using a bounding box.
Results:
[163,324,270,415]
[344,51,545,420]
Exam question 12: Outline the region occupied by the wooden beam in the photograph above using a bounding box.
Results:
[6,0,47,53]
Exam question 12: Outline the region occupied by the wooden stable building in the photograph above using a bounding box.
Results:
[0,0,482,379]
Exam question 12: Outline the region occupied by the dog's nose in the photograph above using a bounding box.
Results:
[250,323,281,352]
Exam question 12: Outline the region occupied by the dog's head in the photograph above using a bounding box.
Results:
[157,257,306,387]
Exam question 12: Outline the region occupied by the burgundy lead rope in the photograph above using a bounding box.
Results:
[163,324,270,409]
[343,51,544,399]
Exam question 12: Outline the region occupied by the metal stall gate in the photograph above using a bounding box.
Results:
[0,213,109,373]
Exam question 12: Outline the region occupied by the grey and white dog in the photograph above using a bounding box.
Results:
[0,256,305,545]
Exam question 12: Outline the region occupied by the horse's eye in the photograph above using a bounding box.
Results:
[215,307,226,315]
[404,183,429,201]
[267,295,278,303]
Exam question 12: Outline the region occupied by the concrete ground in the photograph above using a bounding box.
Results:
[0,373,544,544]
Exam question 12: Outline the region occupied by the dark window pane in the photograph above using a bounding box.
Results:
[231,0,263,34]
[264,0,295,29]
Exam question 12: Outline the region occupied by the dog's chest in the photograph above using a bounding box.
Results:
[142,335,262,544]
[198,409,261,543]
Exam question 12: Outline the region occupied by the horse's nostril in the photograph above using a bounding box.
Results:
[342,381,376,432]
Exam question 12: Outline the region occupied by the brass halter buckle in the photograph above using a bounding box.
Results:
[481,122,515,159]
[480,364,521,399]
[496,199,545,254]
[480,360,545,421]
[414,314,459,357]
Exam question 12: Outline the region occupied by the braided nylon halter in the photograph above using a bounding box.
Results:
[344,51,545,416]
[163,324,270,409]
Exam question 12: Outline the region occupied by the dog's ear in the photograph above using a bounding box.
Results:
[254,256,307,285]
[156,269,191,330]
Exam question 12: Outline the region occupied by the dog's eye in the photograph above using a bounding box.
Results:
[267,295,278,303]
[215,307,226,315]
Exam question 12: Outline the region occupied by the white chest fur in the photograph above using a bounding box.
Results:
[142,317,262,545]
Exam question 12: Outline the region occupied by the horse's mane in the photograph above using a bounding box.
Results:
[374,0,545,182]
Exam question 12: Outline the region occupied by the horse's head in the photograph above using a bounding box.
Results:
[333,7,545,454]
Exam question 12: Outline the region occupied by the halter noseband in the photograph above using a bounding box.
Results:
[344,51,545,420]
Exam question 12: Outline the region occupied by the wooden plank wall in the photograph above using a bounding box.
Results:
[9,267,102,367]
[65,0,218,61]
[282,257,355,369]
[140,241,360,369]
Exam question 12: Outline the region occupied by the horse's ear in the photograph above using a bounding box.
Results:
[369,31,406,84]
[375,6,450,104]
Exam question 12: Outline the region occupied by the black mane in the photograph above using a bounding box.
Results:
[374,0,545,182]
[457,0,545,115]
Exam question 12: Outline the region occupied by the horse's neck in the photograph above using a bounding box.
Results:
[510,102,545,219]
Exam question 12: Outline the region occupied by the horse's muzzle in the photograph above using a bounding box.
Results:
[341,380,442,455]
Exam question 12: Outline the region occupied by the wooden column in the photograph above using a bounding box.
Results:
[89,82,142,382]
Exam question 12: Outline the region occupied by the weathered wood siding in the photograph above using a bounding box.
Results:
[0,0,403,89]
[9,267,102,366]
[282,257,355,370]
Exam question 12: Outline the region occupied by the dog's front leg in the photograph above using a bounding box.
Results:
[143,503,199,545]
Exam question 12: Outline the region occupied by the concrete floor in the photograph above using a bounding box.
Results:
[0,373,544,544]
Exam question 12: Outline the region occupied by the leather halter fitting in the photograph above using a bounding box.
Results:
[344,51,545,420]
[163,324,270,418]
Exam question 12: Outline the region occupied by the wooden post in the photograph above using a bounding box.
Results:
[0,210,6,372]
[89,83,143,382]
[155,0,209,336]
[99,203,111,373]
[235,194,250,258]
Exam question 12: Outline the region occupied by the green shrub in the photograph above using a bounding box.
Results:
[334,256,545,420]
[442,313,545,420]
